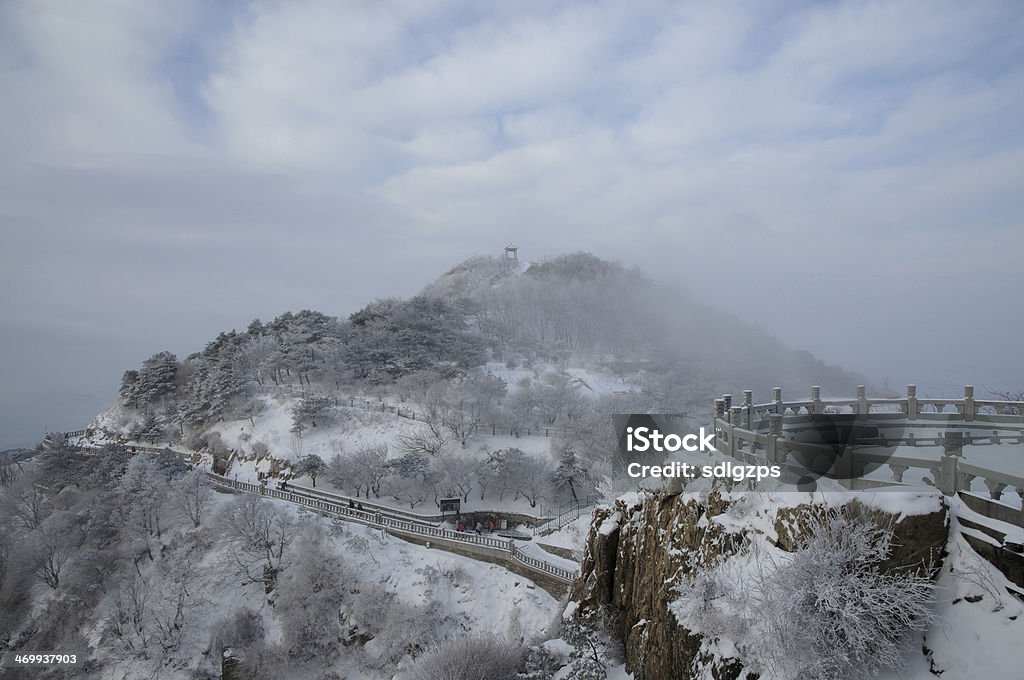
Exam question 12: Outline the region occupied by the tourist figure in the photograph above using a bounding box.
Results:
[474,521,483,535]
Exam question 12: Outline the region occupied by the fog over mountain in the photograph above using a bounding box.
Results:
[93,252,867,449]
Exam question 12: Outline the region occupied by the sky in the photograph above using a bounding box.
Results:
[1,0,1023,449]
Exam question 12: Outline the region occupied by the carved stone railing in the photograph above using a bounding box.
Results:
[712,385,1024,527]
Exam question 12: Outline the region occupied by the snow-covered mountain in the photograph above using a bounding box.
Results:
[4,252,1018,679]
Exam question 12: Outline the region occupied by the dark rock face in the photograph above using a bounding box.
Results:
[570,491,949,680]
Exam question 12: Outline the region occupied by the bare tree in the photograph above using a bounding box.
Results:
[11,481,50,532]
[115,455,171,563]
[220,495,294,592]
[396,420,449,457]
[109,572,153,656]
[985,386,1024,402]
[436,450,477,503]
[346,444,389,498]
[174,468,213,528]
[514,456,554,509]
[30,515,76,589]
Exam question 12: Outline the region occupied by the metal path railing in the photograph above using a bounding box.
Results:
[207,474,578,584]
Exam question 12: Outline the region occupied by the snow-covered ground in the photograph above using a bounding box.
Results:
[536,515,592,555]
[85,490,561,680]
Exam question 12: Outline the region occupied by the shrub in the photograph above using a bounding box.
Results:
[405,634,523,680]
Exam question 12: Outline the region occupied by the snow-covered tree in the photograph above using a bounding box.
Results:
[514,455,554,509]
[29,512,78,589]
[396,421,449,457]
[173,468,213,528]
[291,394,334,433]
[293,454,327,487]
[435,450,477,502]
[406,635,523,680]
[338,444,389,498]
[274,527,349,661]
[670,508,937,680]
[136,351,179,405]
[489,448,553,507]
[220,495,294,592]
[552,444,584,503]
[114,455,173,563]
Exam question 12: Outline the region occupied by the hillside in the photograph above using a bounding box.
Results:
[85,252,866,518]
[2,252,877,679]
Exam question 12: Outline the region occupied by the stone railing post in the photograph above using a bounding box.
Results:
[742,390,753,428]
[943,431,964,457]
[963,385,976,422]
[772,387,782,414]
[767,413,784,466]
[722,394,733,418]
[713,399,726,453]
[856,385,867,415]
[810,386,821,414]
[729,407,742,457]
[938,431,964,496]
[906,384,918,419]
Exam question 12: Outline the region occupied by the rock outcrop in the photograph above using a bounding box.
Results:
[570,490,949,680]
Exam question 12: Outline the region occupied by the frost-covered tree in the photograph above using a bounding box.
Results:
[435,450,477,502]
[514,456,554,509]
[291,394,334,433]
[340,444,389,499]
[384,453,432,508]
[406,635,523,680]
[29,512,78,589]
[220,495,294,592]
[234,335,278,388]
[552,444,584,503]
[173,468,213,528]
[294,454,327,487]
[763,511,937,679]
[559,616,614,680]
[670,508,937,680]
[396,420,449,457]
[342,296,488,382]
[131,412,166,443]
[490,448,553,507]
[6,477,50,532]
[136,351,179,405]
[388,452,430,479]
[114,455,174,563]
[119,369,140,408]
[274,527,349,661]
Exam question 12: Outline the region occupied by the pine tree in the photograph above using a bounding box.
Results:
[553,444,583,503]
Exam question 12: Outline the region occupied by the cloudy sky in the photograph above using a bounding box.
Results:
[1,0,1022,448]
